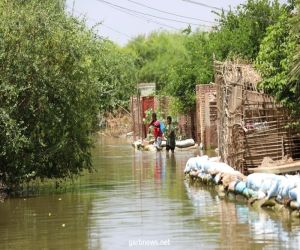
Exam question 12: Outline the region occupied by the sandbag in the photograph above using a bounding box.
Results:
[246,173,268,190]
[176,139,195,148]
[266,179,282,199]
[246,173,284,199]
[206,162,235,175]
[247,189,257,198]
[289,187,300,208]
[220,171,245,189]
[286,174,300,187]
[209,156,221,162]
[235,181,247,194]
[246,173,280,191]
[277,175,300,201]
[228,181,238,192]
[277,178,292,201]
[184,155,209,173]
[233,181,254,198]
[257,190,266,199]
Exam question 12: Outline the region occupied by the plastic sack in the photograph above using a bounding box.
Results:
[266,179,282,199]
[289,187,300,208]
[246,173,278,191]
[184,155,209,173]
[209,156,221,162]
[235,181,247,194]
[246,173,284,199]
[247,189,257,198]
[205,161,235,175]
[277,177,294,201]
[176,139,195,148]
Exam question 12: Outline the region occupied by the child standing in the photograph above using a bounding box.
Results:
[149,113,162,149]
[165,116,176,153]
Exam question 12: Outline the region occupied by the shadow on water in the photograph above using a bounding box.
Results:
[0,135,300,249]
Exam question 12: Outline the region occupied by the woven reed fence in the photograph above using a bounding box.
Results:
[215,61,300,174]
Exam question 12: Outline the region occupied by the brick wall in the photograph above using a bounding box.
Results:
[195,84,218,149]
[177,112,196,140]
[130,96,142,140]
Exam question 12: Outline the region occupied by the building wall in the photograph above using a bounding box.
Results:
[130,96,142,140]
[177,113,195,140]
[130,96,155,139]
[131,95,197,141]
[195,84,218,149]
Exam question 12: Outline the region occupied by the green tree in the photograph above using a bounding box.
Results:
[255,2,298,112]
[165,32,214,112]
[0,0,101,187]
[211,0,284,60]
[96,41,137,111]
[288,0,300,114]
[126,32,187,91]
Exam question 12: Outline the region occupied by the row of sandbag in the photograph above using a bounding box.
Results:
[184,155,300,209]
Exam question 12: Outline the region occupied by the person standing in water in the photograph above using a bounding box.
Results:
[165,116,176,153]
[149,112,162,149]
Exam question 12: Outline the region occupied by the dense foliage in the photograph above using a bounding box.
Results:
[126,32,186,92]
[0,0,136,187]
[255,0,300,115]
[165,32,214,112]
[97,41,137,111]
[126,0,287,112]
[255,10,296,104]
[212,0,283,60]
[0,0,98,186]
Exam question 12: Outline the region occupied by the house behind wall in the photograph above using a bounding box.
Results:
[214,61,300,174]
[131,84,197,140]
[130,82,173,139]
[130,83,156,139]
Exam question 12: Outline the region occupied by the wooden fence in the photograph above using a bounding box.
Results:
[215,61,300,173]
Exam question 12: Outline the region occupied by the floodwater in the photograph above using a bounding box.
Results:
[1,136,300,250]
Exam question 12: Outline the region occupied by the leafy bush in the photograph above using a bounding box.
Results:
[0,0,100,187]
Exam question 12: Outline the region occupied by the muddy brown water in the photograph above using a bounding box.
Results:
[1,136,300,250]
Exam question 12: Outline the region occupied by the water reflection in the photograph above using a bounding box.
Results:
[0,194,93,250]
[154,152,166,182]
[185,182,300,249]
[0,136,300,250]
